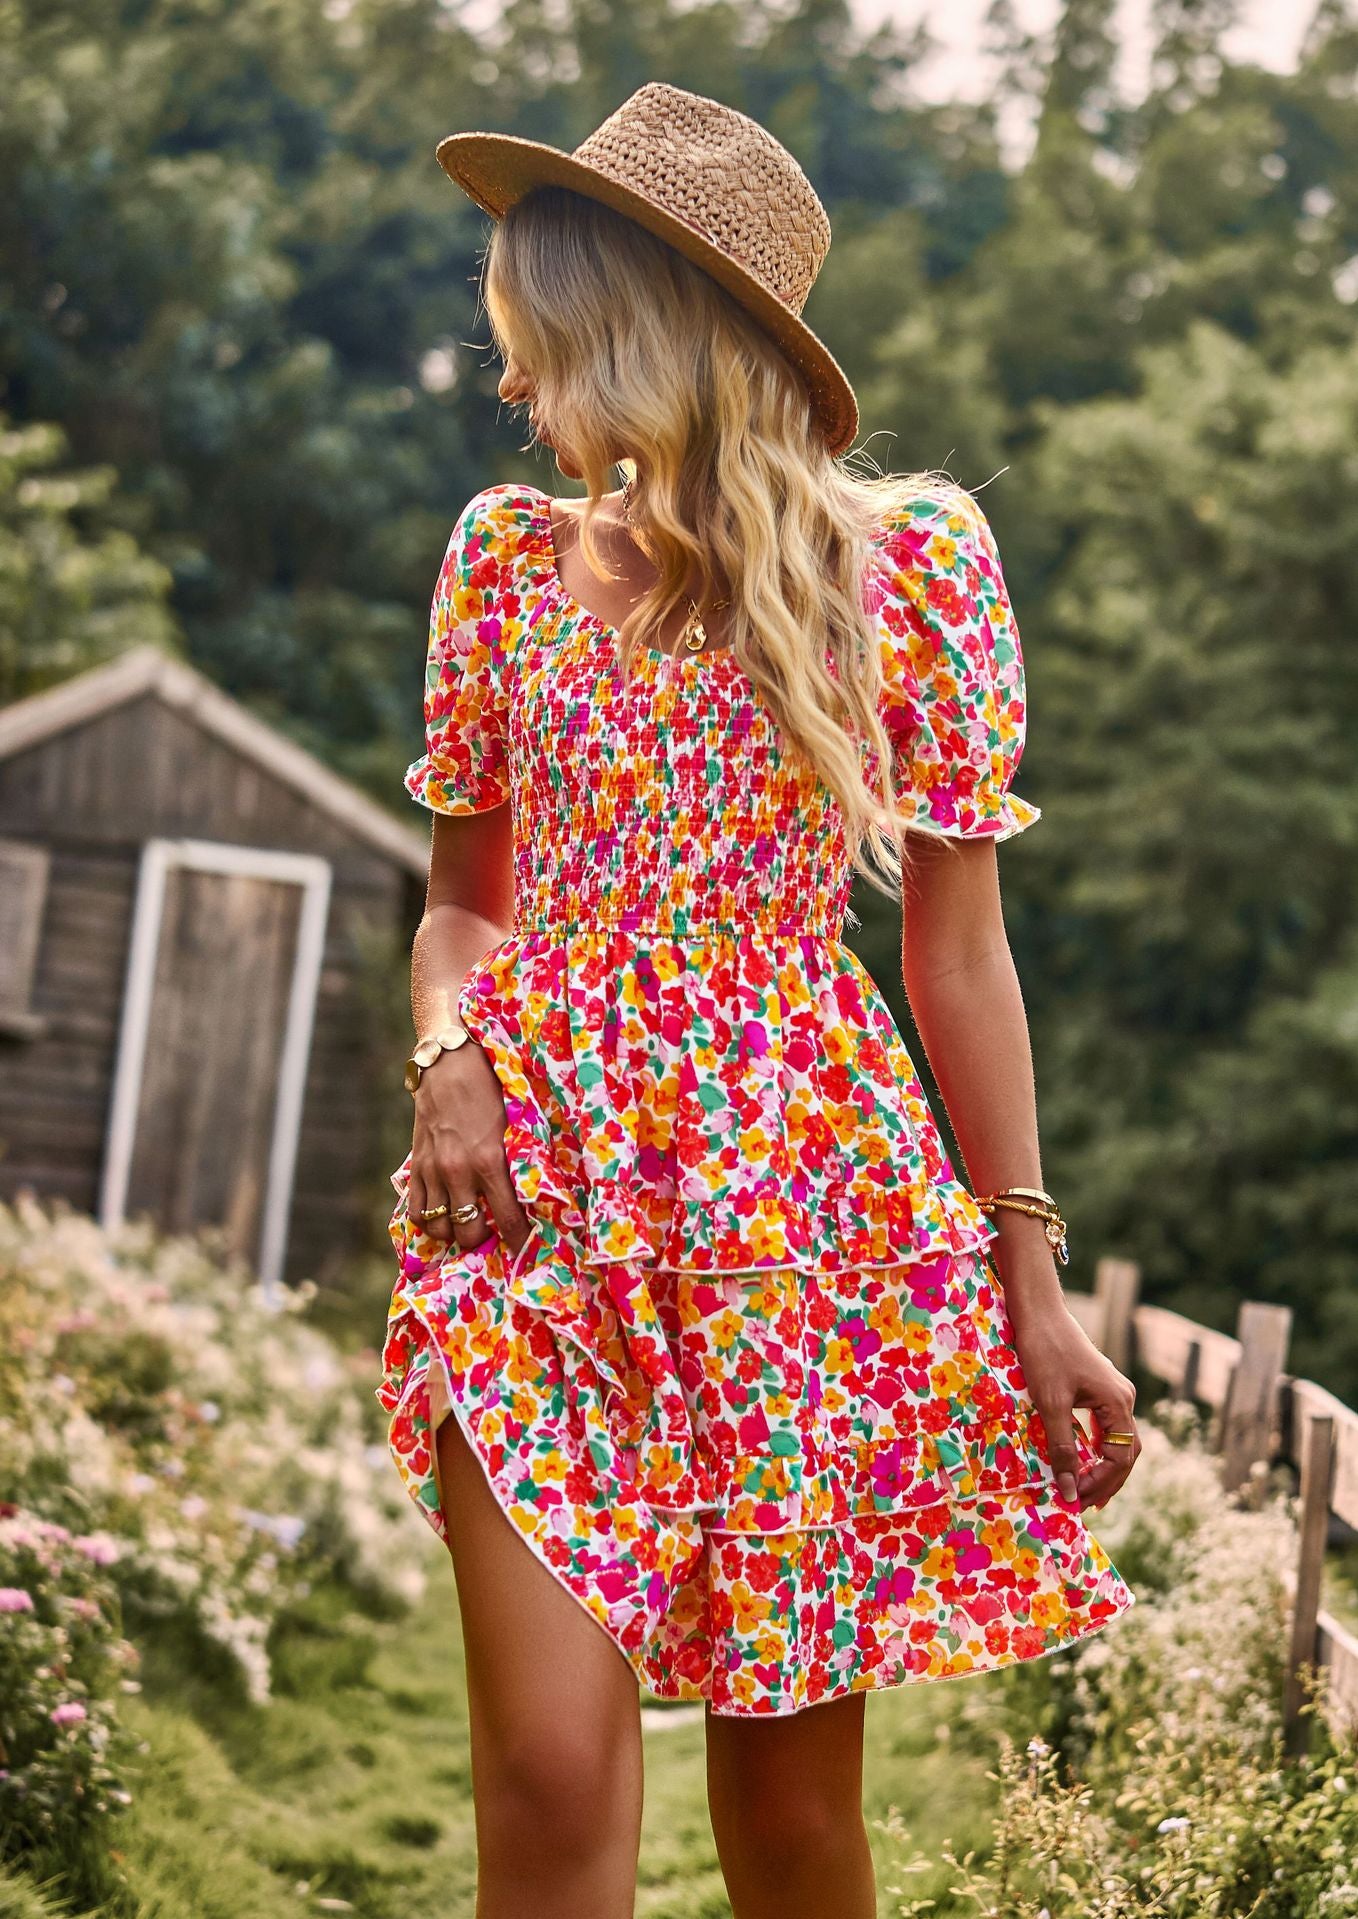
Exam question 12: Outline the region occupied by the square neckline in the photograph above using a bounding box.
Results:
[523,483,740,669]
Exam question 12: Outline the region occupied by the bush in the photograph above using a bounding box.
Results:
[877,1403,1358,1916]
[0,1193,432,1900]
[0,1510,137,1902]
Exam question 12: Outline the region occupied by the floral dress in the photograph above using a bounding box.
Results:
[377,479,1136,1717]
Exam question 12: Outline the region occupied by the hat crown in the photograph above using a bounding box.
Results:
[569,82,831,315]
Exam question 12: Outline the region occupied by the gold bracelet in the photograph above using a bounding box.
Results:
[974,1188,1070,1267]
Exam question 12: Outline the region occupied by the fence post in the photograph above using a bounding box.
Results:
[1219,1301,1292,1492]
[1092,1256,1140,1374]
[1283,1412,1335,1756]
[1182,1338,1202,1404]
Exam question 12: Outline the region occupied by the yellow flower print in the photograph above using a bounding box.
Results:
[932,1350,966,1397]
[1013,1546,1042,1581]
[868,1296,904,1343]
[729,1671,757,1710]
[709,1309,745,1351]
[639,1446,687,1493]
[507,1345,542,1387]
[599,1217,647,1259]
[980,1515,1017,1555]
[823,1026,855,1067]
[731,1582,772,1632]
[824,1336,856,1374]
[747,1216,789,1262]
[612,1506,641,1545]
[1031,1591,1066,1631]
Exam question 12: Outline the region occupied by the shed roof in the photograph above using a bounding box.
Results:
[0,644,431,876]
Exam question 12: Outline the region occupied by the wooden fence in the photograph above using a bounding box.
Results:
[1067,1258,1358,1752]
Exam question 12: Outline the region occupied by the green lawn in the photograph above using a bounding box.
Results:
[105,1538,1012,1919]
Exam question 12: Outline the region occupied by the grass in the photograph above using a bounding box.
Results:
[89,1531,1019,1919]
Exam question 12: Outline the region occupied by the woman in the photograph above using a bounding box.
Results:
[378,81,1139,1919]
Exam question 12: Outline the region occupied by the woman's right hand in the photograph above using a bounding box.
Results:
[406,1042,534,1261]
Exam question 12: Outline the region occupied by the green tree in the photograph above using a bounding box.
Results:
[0,415,178,703]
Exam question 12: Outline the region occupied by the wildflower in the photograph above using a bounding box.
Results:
[49,1701,88,1727]
[0,1587,35,1613]
[72,1532,120,1566]
[238,1509,306,1551]
[1157,1816,1191,1834]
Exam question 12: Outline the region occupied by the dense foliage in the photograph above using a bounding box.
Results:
[2,0,1356,1388]
[0,1195,429,1909]
[881,1402,1358,1916]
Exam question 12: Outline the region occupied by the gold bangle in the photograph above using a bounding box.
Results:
[974,1191,1070,1267]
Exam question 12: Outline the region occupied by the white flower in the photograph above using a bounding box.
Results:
[1157,1816,1191,1834]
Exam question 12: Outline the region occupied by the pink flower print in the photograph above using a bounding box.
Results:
[945,1528,995,1574]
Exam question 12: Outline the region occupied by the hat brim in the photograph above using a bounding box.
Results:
[435,129,859,459]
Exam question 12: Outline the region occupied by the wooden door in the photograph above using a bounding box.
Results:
[100,839,331,1298]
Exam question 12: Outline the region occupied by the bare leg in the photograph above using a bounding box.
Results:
[435,1408,645,1919]
[705,1692,876,1919]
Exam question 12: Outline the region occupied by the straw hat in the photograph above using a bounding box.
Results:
[436,81,859,458]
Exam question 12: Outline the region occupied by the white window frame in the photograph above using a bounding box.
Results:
[99,837,333,1306]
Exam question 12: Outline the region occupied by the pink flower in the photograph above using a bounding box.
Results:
[0,1588,35,1613]
[72,1532,120,1566]
[50,1701,88,1726]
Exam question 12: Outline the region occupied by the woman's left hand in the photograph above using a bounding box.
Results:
[1006,1290,1142,1512]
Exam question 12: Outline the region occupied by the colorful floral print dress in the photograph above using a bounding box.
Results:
[377,479,1137,1717]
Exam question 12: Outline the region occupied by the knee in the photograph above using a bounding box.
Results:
[712,1778,861,1871]
[476,1730,633,1868]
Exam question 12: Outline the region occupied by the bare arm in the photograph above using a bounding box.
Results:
[900,833,1139,1509]
[405,806,532,1259]
[899,834,1064,1323]
[411,807,515,1040]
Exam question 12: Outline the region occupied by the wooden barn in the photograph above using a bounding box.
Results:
[0,644,431,1298]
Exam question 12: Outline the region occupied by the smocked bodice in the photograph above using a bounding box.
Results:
[405,481,1038,935]
[511,622,854,937]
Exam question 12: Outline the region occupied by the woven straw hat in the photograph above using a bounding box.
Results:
[436,81,859,458]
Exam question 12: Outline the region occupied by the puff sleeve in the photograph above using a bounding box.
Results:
[871,492,1041,841]
[403,488,513,815]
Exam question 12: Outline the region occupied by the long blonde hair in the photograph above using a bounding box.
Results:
[480,184,986,903]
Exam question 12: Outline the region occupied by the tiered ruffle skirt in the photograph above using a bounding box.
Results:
[377,929,1137,1716]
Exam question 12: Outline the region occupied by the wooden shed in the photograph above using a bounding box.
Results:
[0,644,432,1298]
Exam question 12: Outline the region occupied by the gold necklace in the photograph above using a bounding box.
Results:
[620,477,731,654]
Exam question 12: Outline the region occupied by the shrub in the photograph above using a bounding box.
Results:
[877,1402,1358,1916]
[0,1508,138,1904]
[0,1193,433,1900]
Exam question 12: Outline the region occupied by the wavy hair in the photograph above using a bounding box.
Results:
[479,184,987,903]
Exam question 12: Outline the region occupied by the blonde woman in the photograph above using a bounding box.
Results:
[379,82,1140,1919]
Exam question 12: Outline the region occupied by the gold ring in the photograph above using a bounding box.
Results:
[1103,1433,1136,1444]
[417,1203,450,1221]
[451,1200,484,1225]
